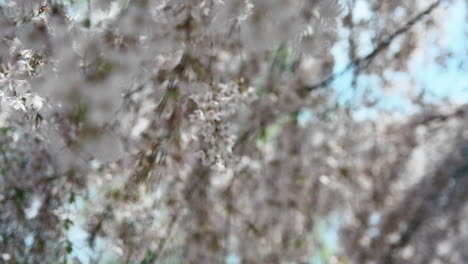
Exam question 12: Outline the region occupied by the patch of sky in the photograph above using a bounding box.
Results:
[226,254,241,264]
[67,224,96,264]
[24,234,34,248]
[352,0,373,23]
[331,0,467,120]
[310,212,342,264]
[411,0,468,104]
[297,107,315,126]
[67,0,88,21]
[330,22,354,107]
[65,196,99,264]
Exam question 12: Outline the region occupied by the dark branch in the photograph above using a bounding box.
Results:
[305,0,442,91]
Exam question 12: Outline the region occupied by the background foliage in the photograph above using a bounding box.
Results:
[0,0,467,263]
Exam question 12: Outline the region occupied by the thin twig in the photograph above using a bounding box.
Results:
[151,211,180,264]
[305,0,442,91]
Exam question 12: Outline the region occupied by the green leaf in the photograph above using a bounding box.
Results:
[140,250,157,264]
[256,114,293,149]
[65,240,73,254]
[68,192,76,204]
[64,218,74,230]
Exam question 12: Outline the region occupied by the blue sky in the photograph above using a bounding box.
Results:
[331,0,467,119]
[414,0,467,103]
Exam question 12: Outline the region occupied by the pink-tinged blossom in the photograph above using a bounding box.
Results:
[1,1,467,264]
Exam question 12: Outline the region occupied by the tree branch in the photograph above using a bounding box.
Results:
[306,0,442,91]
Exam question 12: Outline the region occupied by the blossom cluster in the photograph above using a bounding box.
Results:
[1,0,467,264]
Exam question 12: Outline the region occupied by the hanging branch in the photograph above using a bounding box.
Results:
[306,0,442,91]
